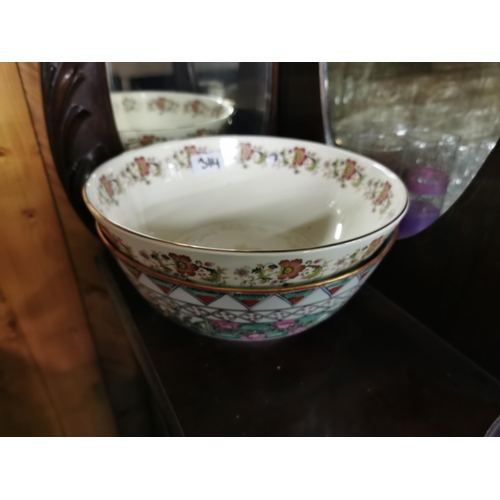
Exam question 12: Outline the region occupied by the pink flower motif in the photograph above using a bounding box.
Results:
[185,146,197,156]
[244,334,266,340]
[277,259,306,280]
[191,100,201,113]
[140,135,155,146]
[168,253,199,276]
[288,326,308,335]
[293,147,307,166]
[314,259,323,264]
[211,320,239,330]
[99,175,114,197]
[204,262,215,267]
[375,182,392,205]
[240,143,253,161]
[273,320,296,329]
[342,159,357,180]
[135,157,150,177]
[363,236,383,257]
[139,250,150,261]
[156,97,167,110]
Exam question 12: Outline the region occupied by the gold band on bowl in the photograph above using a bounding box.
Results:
[97,222,398,294]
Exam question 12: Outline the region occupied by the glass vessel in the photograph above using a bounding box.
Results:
[399,130,459,238]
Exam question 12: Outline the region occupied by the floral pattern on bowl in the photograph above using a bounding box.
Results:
[101,224,384,287]
[97,156,162,206]
[110,91,234,151]
[122,129,215,152]
[97,143,394,216]
[239,143,394,214]
[112,243,389,341]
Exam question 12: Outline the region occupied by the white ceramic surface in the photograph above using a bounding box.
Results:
[84,136,408,287]
[110,91,234,151]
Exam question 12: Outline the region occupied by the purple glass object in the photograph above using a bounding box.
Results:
[398,165,451,239]
[403,166,449,196]
[398,199,441,239]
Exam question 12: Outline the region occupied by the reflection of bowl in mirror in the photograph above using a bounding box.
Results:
[83,136,408,288]
[110,91,234,151]
[99,223,398,341]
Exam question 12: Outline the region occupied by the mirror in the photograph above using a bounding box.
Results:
[106,62,274,151]
[41,62,277,233]
[321,63,500,234]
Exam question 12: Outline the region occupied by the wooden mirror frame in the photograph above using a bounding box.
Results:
[41,62,125,234]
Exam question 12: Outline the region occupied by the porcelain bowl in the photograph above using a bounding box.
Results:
[110,91,234,151]
[99,224,398,341]
[84,136,408,288]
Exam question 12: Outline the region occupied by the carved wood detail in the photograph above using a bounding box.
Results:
[41,62,123,233]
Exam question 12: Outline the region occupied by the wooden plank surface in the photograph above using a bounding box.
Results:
[17,62,153,436]
[0,62,117,436]
[0,289,62,436]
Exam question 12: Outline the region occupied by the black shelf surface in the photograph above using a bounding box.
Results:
[98,250,500,437]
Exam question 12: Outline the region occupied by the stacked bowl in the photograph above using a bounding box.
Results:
[84,136,408,341]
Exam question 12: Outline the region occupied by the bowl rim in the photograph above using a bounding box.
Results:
[110,90,235,132]
[83,135,409,255]
[97,221,398,294]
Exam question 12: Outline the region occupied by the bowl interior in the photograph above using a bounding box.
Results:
[86,136,407,251]
[110,91,233,133]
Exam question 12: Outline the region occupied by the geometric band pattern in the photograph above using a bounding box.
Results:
[118,260,378,341]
